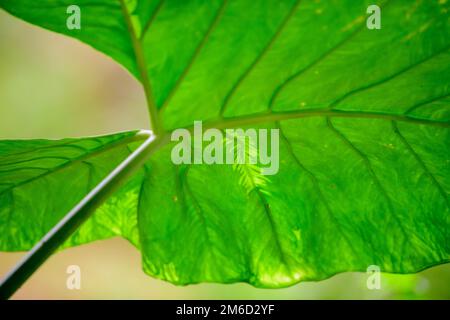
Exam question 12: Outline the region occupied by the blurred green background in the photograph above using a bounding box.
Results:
[0,10,449,300]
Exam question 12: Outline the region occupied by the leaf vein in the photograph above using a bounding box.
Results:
[159,0,229,112]
[140,0,165,40]
[392,121,449,207]
[219,0,302,117]
[277,122,358,257]
[327,46,450,110]
[326,117,410,243]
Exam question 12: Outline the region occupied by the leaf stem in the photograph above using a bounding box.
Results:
[0,131,167,299]
[118,0,162,134]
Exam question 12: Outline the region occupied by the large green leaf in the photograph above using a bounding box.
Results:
[0,0,449,287]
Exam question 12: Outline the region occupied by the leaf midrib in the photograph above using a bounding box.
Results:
[204,109,449,131]
[118,0,161,133]
[2,106,446,197]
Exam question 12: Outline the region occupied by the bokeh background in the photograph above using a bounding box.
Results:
[0,10,449,300]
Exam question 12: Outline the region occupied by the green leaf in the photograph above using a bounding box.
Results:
[0,131,146,249]
[1,0,449,287]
